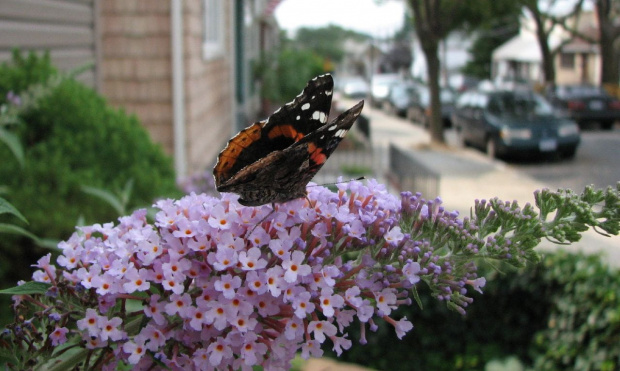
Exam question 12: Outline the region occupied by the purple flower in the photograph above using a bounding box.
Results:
[22,178,503,369]
[49,326,68,346]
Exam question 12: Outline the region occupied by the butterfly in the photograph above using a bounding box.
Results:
[213,74,364,206]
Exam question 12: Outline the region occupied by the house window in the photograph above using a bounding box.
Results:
[203,0,224,60]
[560,53,575,69]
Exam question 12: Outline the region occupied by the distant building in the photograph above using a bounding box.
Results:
[0,0,280,177]
[492,9,601,86]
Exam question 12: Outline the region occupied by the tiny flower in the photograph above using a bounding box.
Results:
[123,340,147,364]
[238,247,267,271]
[164,293,193,317]
[98,316,125,341]
[403,261,421,285]
[281,250,311,283]
[384,226,404,245]
[49,326,69,346]
[207,337,233,367]
[468,277,486,294]
[122,268,151,292]
[291,290,315,318]
[77,308,100,337]
[214,274,242,299]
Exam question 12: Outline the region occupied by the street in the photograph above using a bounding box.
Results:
[507,127,620,192]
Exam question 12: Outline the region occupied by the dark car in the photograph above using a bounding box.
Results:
[545,84,620,130]
[407,87,456,128]
[452,89,580,159]
[383,82,417,117]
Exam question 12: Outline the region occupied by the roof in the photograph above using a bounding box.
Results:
[492,32,541,63]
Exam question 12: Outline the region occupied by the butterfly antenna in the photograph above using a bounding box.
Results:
[246,203,277,237]
[308,176,365,188]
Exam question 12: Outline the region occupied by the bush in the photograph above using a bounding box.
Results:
[330,251,620,370]
[0,51,180,299]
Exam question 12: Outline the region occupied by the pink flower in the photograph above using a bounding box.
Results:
[49,326,68,346]
[281,250,311,283]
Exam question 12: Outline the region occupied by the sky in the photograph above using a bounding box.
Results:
[274,0,406,38]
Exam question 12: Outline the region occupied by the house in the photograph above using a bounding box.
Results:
[492,9,601,86]
[0,0,281,178]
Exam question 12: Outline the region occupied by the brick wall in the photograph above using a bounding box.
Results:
[99,0,174,155]
[183,0,233,173]
[99,0,234,175]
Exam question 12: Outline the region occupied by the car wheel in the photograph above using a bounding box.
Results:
[406,107,415,121]
[454,126,465,147]
[600,120,614,131]
[561,147,577,159]
[486,136,498,159]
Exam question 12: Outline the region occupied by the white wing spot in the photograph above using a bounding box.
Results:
[312,111,327,123]
[301,103,310,111]
[335,129,348,138]
[326,90,333,96]
[328,124,337,131]
[320,135,325,140]
[296,115,301,120]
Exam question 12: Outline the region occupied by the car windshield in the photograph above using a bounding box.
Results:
[391,85,414,97]
[557,85,607,97]
[419,89,454,105]
[487,92,554,117]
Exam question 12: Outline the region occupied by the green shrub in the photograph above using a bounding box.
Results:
[0,51,180,300]
[330,251,619,370]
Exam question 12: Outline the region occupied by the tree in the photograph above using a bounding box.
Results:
[462,16,520,80]
[595,0,620,85]
[520,0,585,85]
[407,0,519,143]
[295,25,370,64]
[408,0,461,143]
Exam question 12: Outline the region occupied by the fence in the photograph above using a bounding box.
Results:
[387,143,440,199]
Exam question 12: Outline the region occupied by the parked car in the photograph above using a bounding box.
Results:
[337,76,370,99]
[545,84,620,130]
[370,73,401,108]
[407,87,456,127]
[383,82,418,117]
[452,89,581,159]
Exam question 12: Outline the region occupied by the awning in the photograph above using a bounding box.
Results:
[492,33,541,63]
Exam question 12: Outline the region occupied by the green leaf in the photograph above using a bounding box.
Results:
[0,126,25,167]
[0,347,19,367]
[0,281,51,295]
[0,222,38,240]
[0,196,28,223]
[81,185,125,215]
[412,285,424,310]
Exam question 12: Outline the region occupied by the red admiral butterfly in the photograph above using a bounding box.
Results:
[213,74,364,206]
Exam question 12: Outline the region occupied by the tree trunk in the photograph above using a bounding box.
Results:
[423,43,444,143]
[531,8,555,84]
[597,0,620,85]
[410,0,445,144]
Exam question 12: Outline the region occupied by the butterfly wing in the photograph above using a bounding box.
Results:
[216,101,364,206]
[213,74,334,188]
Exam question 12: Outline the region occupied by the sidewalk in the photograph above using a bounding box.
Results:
[336,98,620,266]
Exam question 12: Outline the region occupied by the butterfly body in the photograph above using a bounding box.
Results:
[213,74,364,206]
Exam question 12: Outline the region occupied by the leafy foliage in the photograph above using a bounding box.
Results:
[295,25,369,64]
[332,250,620,370]
[256,48,325,105]
[0,52,180,321]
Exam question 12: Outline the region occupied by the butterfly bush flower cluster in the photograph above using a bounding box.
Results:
[4,180,619,370]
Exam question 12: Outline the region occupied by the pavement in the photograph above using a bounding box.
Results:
[335,97,620,267]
